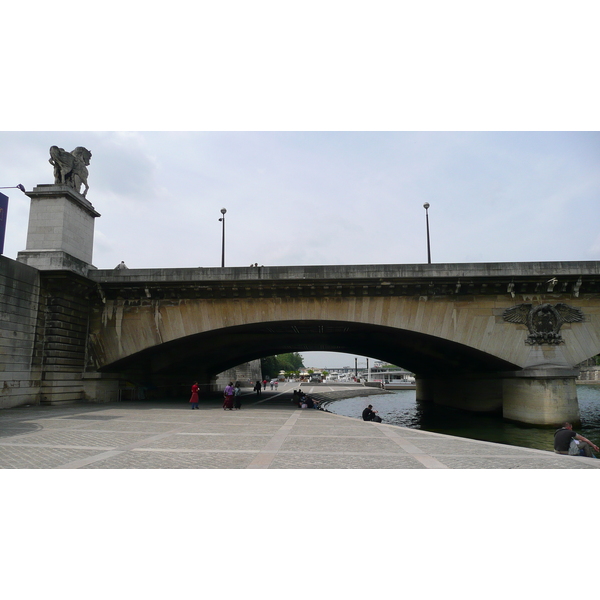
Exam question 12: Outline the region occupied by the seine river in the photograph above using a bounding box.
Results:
[320,385,600,453]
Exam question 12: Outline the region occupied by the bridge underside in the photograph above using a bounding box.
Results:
[99,319,520,382]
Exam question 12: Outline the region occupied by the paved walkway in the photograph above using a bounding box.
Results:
[1,385,598,469]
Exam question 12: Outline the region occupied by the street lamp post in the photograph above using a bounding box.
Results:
[423,203,431,264]
[219,208,227,267]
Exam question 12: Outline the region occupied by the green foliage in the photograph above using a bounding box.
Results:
[277,352,305,372]
[261,353,304,378]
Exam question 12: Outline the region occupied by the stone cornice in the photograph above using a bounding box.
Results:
[26,184,101,218]
[86,261,600,301]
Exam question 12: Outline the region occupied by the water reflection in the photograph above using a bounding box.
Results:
[321,385,600,452]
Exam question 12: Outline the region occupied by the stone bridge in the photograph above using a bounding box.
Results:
[4,183,600,426]
[84,261,600,425]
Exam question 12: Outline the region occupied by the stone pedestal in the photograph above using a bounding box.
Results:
[502,367,581,426]
[17,185,100,276]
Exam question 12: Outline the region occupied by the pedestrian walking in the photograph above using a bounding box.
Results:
[223,382,235,410]
[234,382,242,410]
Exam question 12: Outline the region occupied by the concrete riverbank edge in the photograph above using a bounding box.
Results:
[1,397,599,469]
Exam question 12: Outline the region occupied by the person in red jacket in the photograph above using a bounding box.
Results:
[189,382,199,410]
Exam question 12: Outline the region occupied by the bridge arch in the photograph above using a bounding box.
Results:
[96,318,521,382]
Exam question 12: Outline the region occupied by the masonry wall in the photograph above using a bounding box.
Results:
[0,255,42,408]
[35,271,95,405]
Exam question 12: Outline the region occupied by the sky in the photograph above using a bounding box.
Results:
[1,131,599,367]
[4,1,593,586]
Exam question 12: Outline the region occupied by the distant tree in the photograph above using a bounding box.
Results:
[278,352,304,372]
[261,353,305,378]
[260,356,279,380]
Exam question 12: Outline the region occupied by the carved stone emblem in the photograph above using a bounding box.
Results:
[48,146,92,197]
[503,303,584,345]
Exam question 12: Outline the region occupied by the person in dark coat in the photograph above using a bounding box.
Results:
[234,382,242,410]
[362,405,377,421]
[254,381,262,395]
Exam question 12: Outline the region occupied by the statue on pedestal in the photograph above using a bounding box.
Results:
[49,146,92,197]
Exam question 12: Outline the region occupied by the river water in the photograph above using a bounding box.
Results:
[321,385,600,453]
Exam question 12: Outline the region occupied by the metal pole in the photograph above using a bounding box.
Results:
[423,203,431,264]
[220,208,227,267]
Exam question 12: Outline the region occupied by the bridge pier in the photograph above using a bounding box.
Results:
[416,376,503,413]
[416,368,581,426]
[502,367,580,426]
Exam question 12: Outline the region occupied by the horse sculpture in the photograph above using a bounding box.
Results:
[49,146,92,197]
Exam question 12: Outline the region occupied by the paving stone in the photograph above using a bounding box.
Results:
[82,449,258,469]
[280,435,408,454]
[147,434,272,451]
[2,392,599,469]
[0,446,104,469]
[269,452,425,469]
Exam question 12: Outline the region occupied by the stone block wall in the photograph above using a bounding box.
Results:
[578,366,600,383]
[35,271,95,405]
[0,256,42,408]
[214,359,262,390]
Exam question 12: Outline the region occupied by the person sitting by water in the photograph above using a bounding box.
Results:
[554,422,598,457]
[305,396,314,409]
[362,405,378,421]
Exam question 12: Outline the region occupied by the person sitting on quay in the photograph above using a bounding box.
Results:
[554,422,599,457]
[362,404,381,422]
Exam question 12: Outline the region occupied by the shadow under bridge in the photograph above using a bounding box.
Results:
[99,319,519,388]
